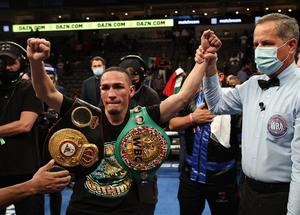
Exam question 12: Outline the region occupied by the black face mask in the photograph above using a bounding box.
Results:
[0,71,20,85]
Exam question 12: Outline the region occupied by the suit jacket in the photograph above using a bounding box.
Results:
[80,76,100,107]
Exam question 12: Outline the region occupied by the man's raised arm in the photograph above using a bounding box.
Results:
[27,38,63,113]
[159,30,221,123]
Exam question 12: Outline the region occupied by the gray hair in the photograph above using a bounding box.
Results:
[256,13,299,43]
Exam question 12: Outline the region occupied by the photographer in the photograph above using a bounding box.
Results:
[0,41,44,215]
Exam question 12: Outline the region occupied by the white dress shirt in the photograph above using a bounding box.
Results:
[203,63,300,215]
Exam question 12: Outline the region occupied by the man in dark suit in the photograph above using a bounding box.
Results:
[80,56,106,106]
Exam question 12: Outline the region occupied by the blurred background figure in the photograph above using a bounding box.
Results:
[81,56,106,106]
[237,58,254,83]
[217,70,227,87]
[120,55,160,108]
[226,75,241,88]
[45,63,65,94]
[38,63,65,215]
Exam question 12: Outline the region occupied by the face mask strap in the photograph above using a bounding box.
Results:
[277,39,292,64]
[277,38,296,54]
[277,39,291,50]
[280,52,290,65]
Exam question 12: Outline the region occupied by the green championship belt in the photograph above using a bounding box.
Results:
[47,99,102,170]
[115,106,171,182]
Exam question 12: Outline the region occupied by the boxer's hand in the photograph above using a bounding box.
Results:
[200,30,222,54]
[27,38,51,62]
[195,44,218,66]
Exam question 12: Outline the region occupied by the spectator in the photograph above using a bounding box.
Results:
[237,58,254,83]
[80,56,106,106]
[45,63,65,94]
[226,75,241,88]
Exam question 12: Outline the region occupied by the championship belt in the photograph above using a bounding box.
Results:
[49,128,98,167]
[47,99,103,170]
[114,106,171,181]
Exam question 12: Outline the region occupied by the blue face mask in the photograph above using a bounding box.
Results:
[255,41,289,76]
[92,67,104,77]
